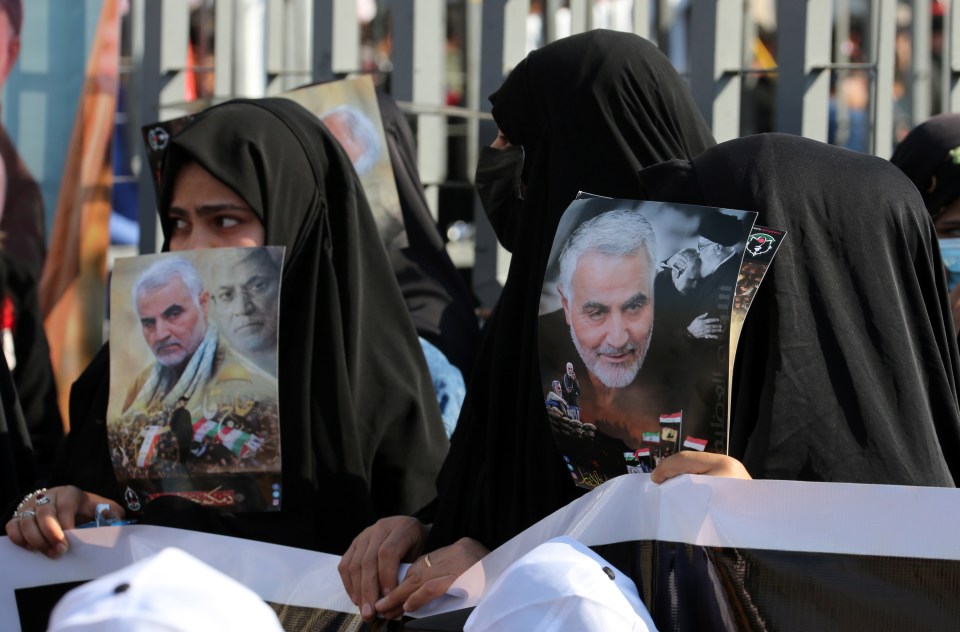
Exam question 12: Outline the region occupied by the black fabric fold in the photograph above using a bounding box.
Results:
[640,133,960,486]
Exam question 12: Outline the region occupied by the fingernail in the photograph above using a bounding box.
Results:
[361,603,373,619]
[56,541,68,555]
[375,597,386,609]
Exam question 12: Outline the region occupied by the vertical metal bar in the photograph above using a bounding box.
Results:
[633,0,651,40]
[911,0,932,124]
[657,0,672,54]
[266,0,285,94]
[466,0,482,179]
[872,0,896,157]
[214,0,235,98]
[775,0,832,141]
[545,0,561,43]
[312,0,335,81]
[689,0,743,142]
[472,0,510,308]
[945,0,960,112]
[503,0,529,66]
[569,0,589,35]
[132,0,161,254]
[834,0,850,147]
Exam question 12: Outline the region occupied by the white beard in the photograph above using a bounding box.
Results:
[570,323,652,389]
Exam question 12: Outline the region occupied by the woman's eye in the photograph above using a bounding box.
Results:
[172,218,189,231]
[217,216,240,228]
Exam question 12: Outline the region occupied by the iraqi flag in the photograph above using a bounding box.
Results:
[136,425,164,468]
[660,411,682,424]
[635,448,651,458]
[683,436,709,452]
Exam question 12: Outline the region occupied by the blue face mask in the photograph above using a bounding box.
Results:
[940,238,960,290]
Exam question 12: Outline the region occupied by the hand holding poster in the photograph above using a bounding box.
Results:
[108,248,284,514]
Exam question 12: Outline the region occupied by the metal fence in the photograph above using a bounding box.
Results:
[121,0,958,307]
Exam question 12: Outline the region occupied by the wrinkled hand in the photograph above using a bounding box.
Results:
[373,537,489,620]
[5,486,125,558]
[652,452,752,484]
[338,516,428,622]
[687,313,723,339]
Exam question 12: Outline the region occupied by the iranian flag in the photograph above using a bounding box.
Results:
[192,419,219,443]
[683,436,709,452]
[217,426,263,457]
[642,432,660,444]
[136,425,164,468]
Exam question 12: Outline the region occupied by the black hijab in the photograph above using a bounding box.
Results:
[376,90,479,376]
[426,31,716,551]
[640,133,960,485]
[58,99,448,553]
[890,113,960,217]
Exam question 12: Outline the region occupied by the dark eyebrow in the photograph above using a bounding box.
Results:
[621,292,649,309]
[168,203,253,217]
[580,300,610,312]
[161,303,184,319]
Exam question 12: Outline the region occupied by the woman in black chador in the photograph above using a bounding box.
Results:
[6,99,449,556]
[340,30,716,621]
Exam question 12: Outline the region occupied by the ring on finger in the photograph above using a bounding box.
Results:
[36,496,53,506]
[18,509,36,521]
[424,553,433,568]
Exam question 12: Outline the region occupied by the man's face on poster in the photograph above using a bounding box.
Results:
[666,248,702,295]
[212,252,280,355]
[323,111,368,170]
[560,249,654,389]
[136,276,209,369]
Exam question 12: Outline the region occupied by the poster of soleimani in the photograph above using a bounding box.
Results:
[538,193,757,488]
[107,247,283,513]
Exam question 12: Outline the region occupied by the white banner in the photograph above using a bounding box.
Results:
[3,474,960,627]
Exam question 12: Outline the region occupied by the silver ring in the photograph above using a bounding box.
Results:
[36,496,52,506]
[424,554,433,568]
[18,509,36,521]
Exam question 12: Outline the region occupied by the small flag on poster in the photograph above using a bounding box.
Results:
[683,436,709,452]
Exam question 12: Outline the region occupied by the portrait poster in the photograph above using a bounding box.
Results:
[282,75,406,250]
[939,237,960,291]
[538,193,756,489]
[142,75,406,251]
[107,247,284,513]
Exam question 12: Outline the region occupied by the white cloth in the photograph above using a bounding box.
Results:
[47,547,283,631]
[464,536,657,632]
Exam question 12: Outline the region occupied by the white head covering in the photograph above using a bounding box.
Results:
[47,548,283,631]
[464,536,658,632]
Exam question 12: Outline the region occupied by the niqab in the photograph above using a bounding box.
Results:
[57,99,449,553]
[639,133,960,485]
[427,31,716,551]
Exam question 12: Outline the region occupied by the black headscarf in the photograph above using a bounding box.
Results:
[890,113,960,217]
[426,31,716,551]
[376,90,480,376]
[57,99,448,553]
[640,133,960,485]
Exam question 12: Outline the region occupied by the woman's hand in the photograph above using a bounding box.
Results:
[373,537,489,620]
[4,486,125,558]
[651,452,752,484]
[338,516,428,622]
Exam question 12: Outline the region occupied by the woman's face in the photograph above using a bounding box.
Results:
[166,162,265,251]
[935,196,960,239]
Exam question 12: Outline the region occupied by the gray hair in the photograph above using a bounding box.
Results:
[132,257,204,313]
[558,209,656,300]
[322,105,382,175]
